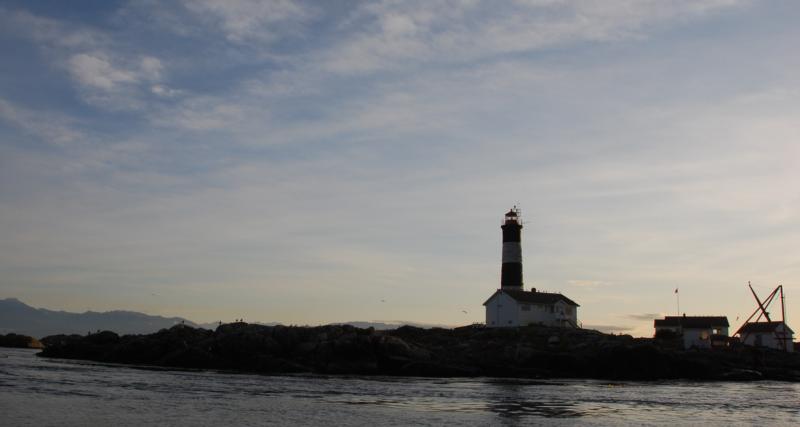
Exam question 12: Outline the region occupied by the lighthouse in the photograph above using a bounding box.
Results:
[484,206,580,327]
[501,206,524,290]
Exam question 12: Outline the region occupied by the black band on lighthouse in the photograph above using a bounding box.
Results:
[502,224,521,242]
[501,263,523,288]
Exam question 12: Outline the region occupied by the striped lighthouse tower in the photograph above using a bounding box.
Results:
[501,206,524,290]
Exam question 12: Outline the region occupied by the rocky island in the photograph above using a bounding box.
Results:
[37,323,800,381]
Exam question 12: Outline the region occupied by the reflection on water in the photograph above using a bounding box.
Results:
[489,400,581,418]
[485,378,612,419]
[487,379,577,418]
[2,347,800,426]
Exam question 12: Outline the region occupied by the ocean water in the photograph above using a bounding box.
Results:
[1,347,799,426]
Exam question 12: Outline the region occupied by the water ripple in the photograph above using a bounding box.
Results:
[2,349,800,426]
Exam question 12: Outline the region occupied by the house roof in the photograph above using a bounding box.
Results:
[483,289,579,307]
[653,316,729,328]
[736,321,794,335]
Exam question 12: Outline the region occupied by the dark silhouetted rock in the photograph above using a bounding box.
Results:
[37,323,800,382]
[0,333,43,349]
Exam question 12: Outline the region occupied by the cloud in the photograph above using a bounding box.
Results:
[139,57,163,80]
[64,52,172,110]
[152,97,245,131]
[320,0,747,73]
[150,84,181,98]
[68,53,139,90]
[0,99,83,145]
[626,313,663,321]
[1,8,173,111]
[181,0,315,42]
[0,9,104,49]
[67,53,164,90]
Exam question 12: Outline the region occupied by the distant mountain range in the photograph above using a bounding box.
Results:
[333,321,452,330]
[0,298,201,338]
[0,298,446,338]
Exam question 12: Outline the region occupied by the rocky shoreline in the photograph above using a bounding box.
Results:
[37,323,800,381]
[0,333,44,349]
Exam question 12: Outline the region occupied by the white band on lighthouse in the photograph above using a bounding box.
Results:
[502,242,522,263]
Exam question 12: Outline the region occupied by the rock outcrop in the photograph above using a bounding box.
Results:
[37,323,800,381]
[0,333,44,349]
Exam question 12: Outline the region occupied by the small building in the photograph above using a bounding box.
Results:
[484,288,579,328]
[653,315,729,349]
[736,321,794,352]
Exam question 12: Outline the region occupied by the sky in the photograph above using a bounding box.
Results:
[1,0,799,337]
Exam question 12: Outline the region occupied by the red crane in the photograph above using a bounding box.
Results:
[736,282,791,352]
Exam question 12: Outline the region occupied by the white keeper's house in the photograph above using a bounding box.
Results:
[484,288,579,328]
[653,315,729,349]
[483,207,579,328]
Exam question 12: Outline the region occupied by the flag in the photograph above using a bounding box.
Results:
[674,288,678,294]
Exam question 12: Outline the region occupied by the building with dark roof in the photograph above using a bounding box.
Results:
[654,316,729,329]
[735,321,794,352]
[654,315,729,349]
[484,288,579,328]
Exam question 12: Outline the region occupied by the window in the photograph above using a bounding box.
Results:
[566,307,572,315]
[521,304,531,311]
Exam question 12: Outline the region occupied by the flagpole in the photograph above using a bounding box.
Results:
[676,288,680,316]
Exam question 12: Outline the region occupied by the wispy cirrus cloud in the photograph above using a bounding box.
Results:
[153,97,245,131]
[65,52,170,111]
[320,0,748,73]
[181,0,316,42]
[1,7,175,112]
[0,8,105,49]
[68,53,162,90]
[0,99,83,145]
